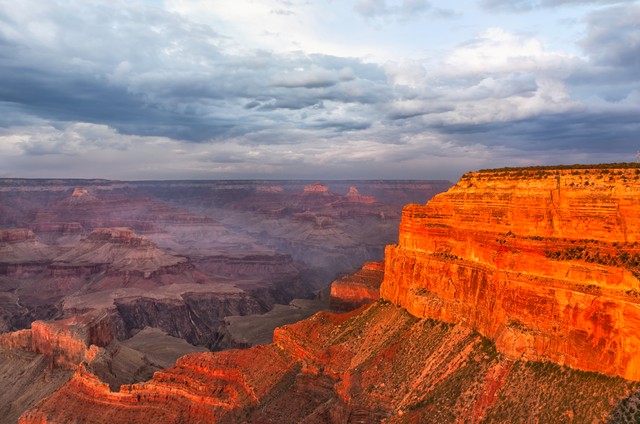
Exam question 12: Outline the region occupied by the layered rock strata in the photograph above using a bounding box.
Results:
[329,261,383,311]
[15,166,640,423]
[381,165,640,380]
[19,302,640,423]
[0,313,113,369]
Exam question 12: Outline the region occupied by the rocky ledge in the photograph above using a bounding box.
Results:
[329,261,383,311]
[0,313,113,369]
[18,302,640,423]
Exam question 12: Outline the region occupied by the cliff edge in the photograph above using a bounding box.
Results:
[381,164,640,380]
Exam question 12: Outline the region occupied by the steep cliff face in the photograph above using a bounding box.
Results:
[381,165,640,381]
[112,291,267,349]
[0,313,114,370]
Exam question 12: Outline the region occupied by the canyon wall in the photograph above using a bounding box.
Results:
[15,167,640,423]
[381,166,640,380]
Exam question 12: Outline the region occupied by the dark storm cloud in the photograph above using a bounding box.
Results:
[0,1,244,141]
[308,118,372,132]
[579,4,640,78]
[0,1,393,144]
[436,109,640,154]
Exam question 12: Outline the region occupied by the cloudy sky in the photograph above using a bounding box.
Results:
[0,0,638,181]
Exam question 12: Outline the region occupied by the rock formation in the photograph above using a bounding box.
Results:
[344,185,375,203]
[381,165,640,380]
[53,227,189,276]
[18,302,640,423]
[71,187,91,198]
[329,261,383,311]
[0,313,113,369]
[303,182,330,194]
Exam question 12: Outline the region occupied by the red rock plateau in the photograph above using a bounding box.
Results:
[18,302,640,423]
[13,164,640,423]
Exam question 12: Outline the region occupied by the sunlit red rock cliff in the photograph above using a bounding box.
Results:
[382,165,640,381]
[10,166,640,423]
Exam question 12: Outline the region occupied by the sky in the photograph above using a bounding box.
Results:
[0,0,638,181]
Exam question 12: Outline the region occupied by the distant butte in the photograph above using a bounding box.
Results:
[302,182,330,193]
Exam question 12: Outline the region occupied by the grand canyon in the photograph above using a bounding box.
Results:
[3,165,640,423]
[0,178,449,422]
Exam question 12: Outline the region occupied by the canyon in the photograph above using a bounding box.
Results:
[0,178,450,421]
[5,166,640,422]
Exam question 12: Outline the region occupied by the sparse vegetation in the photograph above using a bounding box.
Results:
[484,360,639,423]
[476,163,640,173]
[459,163,640,182]
[545,245,640,280]
[545,246,640,267]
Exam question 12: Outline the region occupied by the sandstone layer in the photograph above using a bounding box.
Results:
[381,165,640,380]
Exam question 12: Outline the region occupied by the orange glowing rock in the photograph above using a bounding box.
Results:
[0,313,114,370]
[329,261,383,311]
[381,166,640,380]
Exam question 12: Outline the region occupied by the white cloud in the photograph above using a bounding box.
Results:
[164,0,344,56]
[443,28,581,77]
